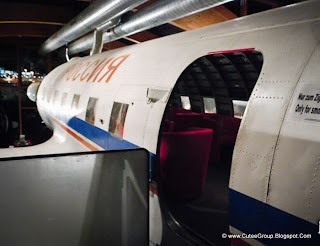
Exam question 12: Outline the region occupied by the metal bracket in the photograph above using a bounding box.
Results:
[65,47,70,62]
[97,16,121,32]
[90,29,103,56]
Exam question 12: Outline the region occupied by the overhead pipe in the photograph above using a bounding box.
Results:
[65,16,121,58]
[67,16,121,55]
[39,0,148,54]
[68,0,233,55]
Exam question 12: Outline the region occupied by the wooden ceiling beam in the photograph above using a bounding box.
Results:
[123,37,140,44]
[124,31,158,43]
[169,5,237,31]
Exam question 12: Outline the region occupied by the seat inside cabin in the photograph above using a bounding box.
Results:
[157,51,263,245]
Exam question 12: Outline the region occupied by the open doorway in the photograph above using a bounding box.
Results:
[157,50,263,245]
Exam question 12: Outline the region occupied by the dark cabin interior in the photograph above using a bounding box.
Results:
[157,50,263,245]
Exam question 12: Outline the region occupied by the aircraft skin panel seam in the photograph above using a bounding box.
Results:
[229,30,320,201]
[264,40,320,204]
[264,42,320,224]
[141,109,152,147]
[229,61,263,190]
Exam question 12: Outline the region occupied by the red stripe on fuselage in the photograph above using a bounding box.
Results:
[52,118,99,151]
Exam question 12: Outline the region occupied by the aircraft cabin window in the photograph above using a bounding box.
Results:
[61,93,67,107]
[71,94,80,110]
[232,100,248,119]
[53,91,59,105]
[180,96,191,110]
[85,97,98,125]
[203,97,217,113]
[108,102,129,139]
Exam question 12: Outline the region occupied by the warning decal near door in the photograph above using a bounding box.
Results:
[289,82,320,123]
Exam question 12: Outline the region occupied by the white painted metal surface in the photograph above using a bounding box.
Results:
[1,1,320,245]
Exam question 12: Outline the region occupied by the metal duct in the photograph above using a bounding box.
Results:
[68,0,233,55]
[66,16,121,56]
[39,0,148,54]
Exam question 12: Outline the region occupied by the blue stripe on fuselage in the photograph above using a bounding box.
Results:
[229,188,320,245]
[67,117,138,150]
[64,117,154,179]
[64,117,319,244]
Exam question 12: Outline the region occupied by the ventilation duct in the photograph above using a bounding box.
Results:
[68,0,233,55]
[39,0,148,54]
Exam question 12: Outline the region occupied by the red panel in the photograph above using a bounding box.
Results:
[160,128,213,198]
[208,48,255,55]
